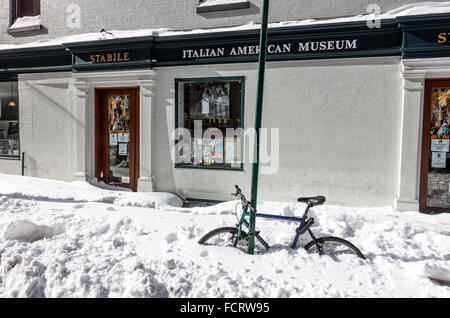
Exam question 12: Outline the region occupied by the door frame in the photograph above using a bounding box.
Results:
[419,78,450,214]
[94,87,140,192]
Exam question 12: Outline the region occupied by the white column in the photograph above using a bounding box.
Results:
[396,69,425,211]
[138,79,155,192]
[73,81,88,181]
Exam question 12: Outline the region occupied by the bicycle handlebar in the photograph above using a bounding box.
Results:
[232,185,255,212]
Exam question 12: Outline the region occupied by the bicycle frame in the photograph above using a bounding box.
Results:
[237,209,311,250]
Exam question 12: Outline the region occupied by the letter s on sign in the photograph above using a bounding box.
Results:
[438,33,448,44]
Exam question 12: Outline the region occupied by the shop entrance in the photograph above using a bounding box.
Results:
[95,88,140,192]
[420,79,450,213]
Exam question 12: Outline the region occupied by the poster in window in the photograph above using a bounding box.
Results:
[118,143,128,156]
[432,152,447,169]
[203,139,215,166]
[118,133,129,143]
[110,133,118,146]
[431,139,450,152]
[232,137,242,168]
[225,138,234,165]
[192,139,203,165]
[189,82,230,119]
[211,139,224,163]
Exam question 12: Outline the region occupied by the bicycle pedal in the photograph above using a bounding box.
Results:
[247,231,260,239]
[296,218,314,235]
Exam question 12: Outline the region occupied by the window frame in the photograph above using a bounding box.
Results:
[174,76,246,171]
[10,0,41,26]
[0,77,21,161]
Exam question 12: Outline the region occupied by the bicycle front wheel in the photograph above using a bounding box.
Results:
[198,227,248,251]
[305,237,366,259]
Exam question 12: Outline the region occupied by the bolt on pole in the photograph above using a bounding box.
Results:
[248,0,270,255]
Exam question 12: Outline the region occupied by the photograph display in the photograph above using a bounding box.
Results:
[177,80,243,169]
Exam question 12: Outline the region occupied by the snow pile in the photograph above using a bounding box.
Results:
[0,175,449,298]
[3,221,55,243]
[9,16,41,30]
[198,0,248,7]
[424,264,450,286]
[0,174,183,209]
[1,2,450,51]
[386,1,450,16]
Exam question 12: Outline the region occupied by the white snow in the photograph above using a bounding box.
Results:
[0,174,183,209]
[9,16,41,30]
[198,0,249,7]
[3,220,55,243]
[1,2,450,51]
[0,174,449,298]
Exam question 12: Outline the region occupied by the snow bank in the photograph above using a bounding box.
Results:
[424,264,450,286]
[0,175,449,298]
[0,174,183,209]
[3,221,54,243]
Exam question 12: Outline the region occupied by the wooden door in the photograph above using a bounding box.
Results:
[95,88,140,192]
[420,79,450,213]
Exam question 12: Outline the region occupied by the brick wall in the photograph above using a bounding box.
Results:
[152,57,403,206]
[0,0,445,45]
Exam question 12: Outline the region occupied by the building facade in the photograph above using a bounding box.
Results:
[1,0,450,213]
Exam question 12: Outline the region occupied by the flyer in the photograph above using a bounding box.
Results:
[119,143,128,156]
[203,139,214,166]
[192,139,203,165]
[225,137,235,164]
[118,133,130,143]
[432,152,447,169]
[212,139,224,163]
[431,139,450,152]
[109,133,118,146]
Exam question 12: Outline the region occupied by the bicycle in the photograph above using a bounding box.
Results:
[199,185,366,259]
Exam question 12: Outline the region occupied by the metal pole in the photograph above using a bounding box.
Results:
[248,0,270,255]
[22,152,25,176]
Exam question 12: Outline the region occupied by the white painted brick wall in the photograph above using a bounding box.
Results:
[11,73,73,181]
[0,0,446,45]
[152,57,403,206]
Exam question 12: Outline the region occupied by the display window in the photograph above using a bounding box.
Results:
[421,79,450,213]
[175,77,245,170]
[0,81,20,159]
[15,0,40,20]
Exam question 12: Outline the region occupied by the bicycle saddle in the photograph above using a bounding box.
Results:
[297,196,326,207]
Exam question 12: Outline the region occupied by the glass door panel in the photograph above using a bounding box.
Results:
[427,87,450,208]
[107,95,131,185]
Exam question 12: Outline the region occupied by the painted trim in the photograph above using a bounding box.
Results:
[174,76,246,172]
[1,12,450,76]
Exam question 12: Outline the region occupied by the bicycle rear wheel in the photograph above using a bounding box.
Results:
[198,227,248,252]
[305,237,366,259]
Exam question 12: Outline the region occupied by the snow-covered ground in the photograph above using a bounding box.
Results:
[0,174,449,298]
